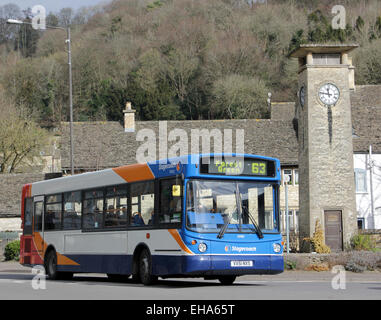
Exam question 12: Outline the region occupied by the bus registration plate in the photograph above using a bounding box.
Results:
[230,261,253,267]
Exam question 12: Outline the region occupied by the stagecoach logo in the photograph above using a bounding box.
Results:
[176,162,183,173]
[225,246,257,253]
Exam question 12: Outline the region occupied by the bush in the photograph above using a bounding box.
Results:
[303,219,331,253]
[350,234,377,251]
[4,240,20,261]
[285,260,297,270]
[345,260,367,273]
[345,251,381,272]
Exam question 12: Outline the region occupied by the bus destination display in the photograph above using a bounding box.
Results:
[201,157,273,177]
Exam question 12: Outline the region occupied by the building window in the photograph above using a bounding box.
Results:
[294,170,299,185]
[63,191,82,230]
[280,210,299,233]
[355,169,367,193]
[295,210,299,232]
[282,169,293,185]
[45,194,62,231]
[313,53,341,65]
[357,218,365,230]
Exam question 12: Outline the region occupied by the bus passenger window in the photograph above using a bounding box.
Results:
[45,194,62,231]
[63,191,82,230]
[83,189,104,229]
[105,186,127,228]
[129,181,154,227]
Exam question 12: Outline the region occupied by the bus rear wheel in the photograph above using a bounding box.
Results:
[218,276,236,285]
[139,249,157,285]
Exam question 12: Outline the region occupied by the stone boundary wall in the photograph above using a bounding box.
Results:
[359,229,381,248]
[284,252,381,271]
[0,173,45,218]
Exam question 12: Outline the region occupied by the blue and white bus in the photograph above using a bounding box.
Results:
[20,153,283,285]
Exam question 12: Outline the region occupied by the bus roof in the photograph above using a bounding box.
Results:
[27,154,280,196]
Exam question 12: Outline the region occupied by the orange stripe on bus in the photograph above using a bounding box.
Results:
[113,163,155,183]
[33,232,79,266]
[168,229,194,255]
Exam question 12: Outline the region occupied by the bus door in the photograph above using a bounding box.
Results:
[33,196,45,257]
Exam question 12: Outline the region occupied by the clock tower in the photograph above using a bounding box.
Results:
[290,44,358,251]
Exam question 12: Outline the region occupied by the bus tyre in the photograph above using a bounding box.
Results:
[218,276,236,285]
[44,250,73,280]
[45,250,59,280]
[139,249,157,285]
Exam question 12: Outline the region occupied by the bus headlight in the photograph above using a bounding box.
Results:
[273,243,281,253]
[198,243,207,253]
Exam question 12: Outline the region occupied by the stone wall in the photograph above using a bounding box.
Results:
[359,229,381,248]
[0,173,45,218]
[0,218,22,232]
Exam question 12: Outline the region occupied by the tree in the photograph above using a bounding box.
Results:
[13,10,40,58]
[0,95,48,173]
[0,3,22,44]
[58,7,74,27]
[210,74,270,119]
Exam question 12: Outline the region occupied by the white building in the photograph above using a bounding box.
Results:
[354,152,381,230]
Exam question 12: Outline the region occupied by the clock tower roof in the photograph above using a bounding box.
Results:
[289,43,359,58]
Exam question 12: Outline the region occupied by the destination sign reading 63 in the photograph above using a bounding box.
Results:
[207,158,268,176]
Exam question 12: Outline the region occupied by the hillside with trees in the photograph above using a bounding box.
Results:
[1,0,381,127]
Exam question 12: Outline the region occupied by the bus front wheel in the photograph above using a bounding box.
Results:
[44,250,73,280]
[139,249,157,285]
[218,276,236,285]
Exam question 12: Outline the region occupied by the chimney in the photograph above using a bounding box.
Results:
[123,102,136,132]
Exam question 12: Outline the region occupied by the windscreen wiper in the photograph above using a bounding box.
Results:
[218,183,241,239]
[244,207,264,239]
[217,205,235,239]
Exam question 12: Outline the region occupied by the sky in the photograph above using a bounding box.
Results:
[0,0,111,13]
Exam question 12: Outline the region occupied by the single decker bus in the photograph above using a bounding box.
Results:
[20,153,284,285]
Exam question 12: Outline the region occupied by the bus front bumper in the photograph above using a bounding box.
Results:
[181,254,284,276]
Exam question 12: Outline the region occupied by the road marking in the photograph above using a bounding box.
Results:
[238,280,381,284]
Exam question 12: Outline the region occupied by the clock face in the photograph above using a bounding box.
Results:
[299,86,306,108]
[318,83,340,106]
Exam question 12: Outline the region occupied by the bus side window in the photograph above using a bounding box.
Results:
[159,178,182,224]
[83,189,104,229]
[45,194,62,231]
[105,185,127,228]
[129,181,154,227]
[63,191,82,230]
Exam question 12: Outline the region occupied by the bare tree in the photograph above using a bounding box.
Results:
[0,94,48,173]
[0,3,22,44]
